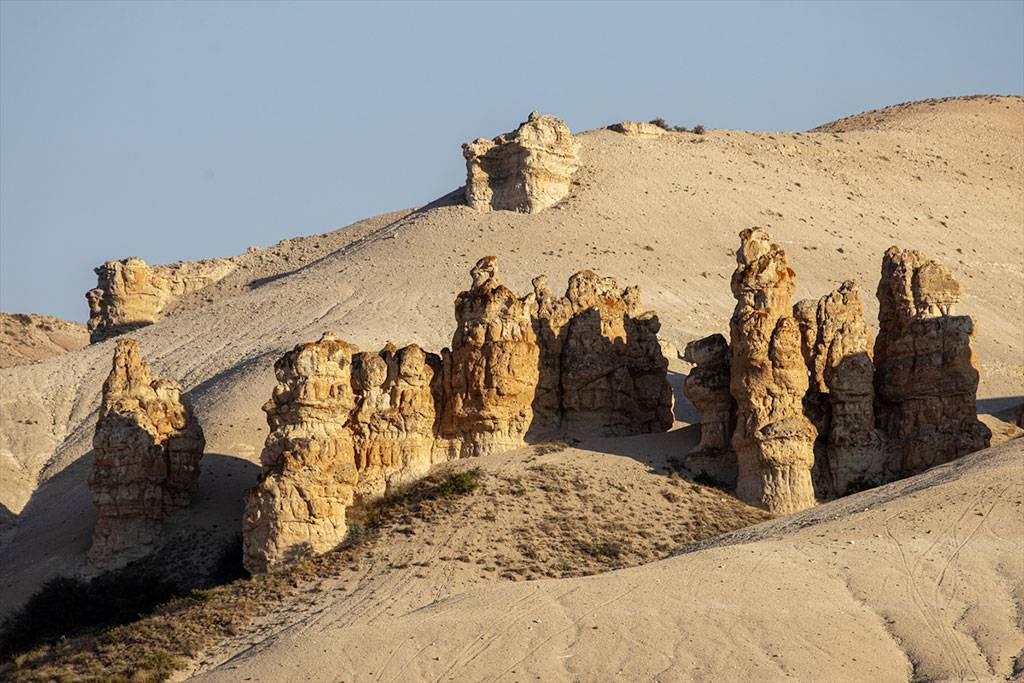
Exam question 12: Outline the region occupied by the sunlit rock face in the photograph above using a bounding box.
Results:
[873,246,990,475]
[728,228,817,514]
[463,112,580,213]
[242,333,359,575]
[89,338,204,570]
[86,256,235,342]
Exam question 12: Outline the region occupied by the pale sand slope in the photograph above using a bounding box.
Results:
[191,438,1024,683]
[0,96,1022,614]
[0,313,88,370]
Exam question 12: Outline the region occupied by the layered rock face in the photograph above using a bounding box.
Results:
[463,112,579,213]
[443,256,541,456]
[540,271,674,436]
[86,256,235,342]
[243,333,360,574]
[729,228,817,514]
[794,282,883,496]
[350,343,445,497]
[874,247,990,474]
[89,338,204,569]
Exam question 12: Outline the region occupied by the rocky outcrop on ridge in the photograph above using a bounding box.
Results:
[728,228,818,514]
[463,112,579,213]
[608,121,666,137]
[874,246,990,475]
[86,256,235,342]
[0,312,89,368]
[794,282,883,496]
[89,338,205,570]
[243,257,674,572]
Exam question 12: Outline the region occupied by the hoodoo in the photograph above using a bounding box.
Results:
[88,338,205,569]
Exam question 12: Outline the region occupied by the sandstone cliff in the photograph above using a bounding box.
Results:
[86,256,235,342]
[0,313,88,368]
[729,228,817,514]
[874,246,991,475]
[463,112,579,213]
[89,338,204,570]
[608,121,666,137]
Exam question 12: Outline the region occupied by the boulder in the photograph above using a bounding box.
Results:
[89,338,204,570]
[86,256,235,342]
[463,112,579,213]
[874,247,990,475]
[729,228,817,514]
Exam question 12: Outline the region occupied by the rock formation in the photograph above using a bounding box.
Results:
[350,343,445,497]
[89,338,204,569]
[463,112,579,213]
[242,258,675,572]
[535,271,674,436]
[608,121,666,137]
[242,333,361,574]
[443,256,541,456]
[86,256,235,342]
[0,313,88,369]
[681,333,736,486]
[728,228,817,514]
[874,247,990,475]
[683,334,734,453]
[794,282,883,496]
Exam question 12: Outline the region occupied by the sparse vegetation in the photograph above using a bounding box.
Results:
[650,118,705,133]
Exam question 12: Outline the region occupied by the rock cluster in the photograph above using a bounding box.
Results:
[89,338,204,570]
[243,257,673,572]
[728,228,817,514]
[86,256,235,342]
[684,230,988,511]
[874,247,990,474]
[463,113,579,213]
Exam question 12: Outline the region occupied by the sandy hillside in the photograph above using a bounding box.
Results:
[0,95,1022,620]
[188,437,1024,683]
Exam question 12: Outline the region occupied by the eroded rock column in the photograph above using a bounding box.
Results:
[729,228,817,514]
[89,338,204,569]
[242,333,359,574]
[874,247,990,475]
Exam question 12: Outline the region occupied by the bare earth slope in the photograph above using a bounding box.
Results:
[0,96,1022,620]
[0,313,88,370]
[190,438,1024,683]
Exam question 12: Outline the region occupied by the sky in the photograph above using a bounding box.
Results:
[1,1,1022,322]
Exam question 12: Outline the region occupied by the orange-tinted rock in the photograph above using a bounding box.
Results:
[729,228,817,514]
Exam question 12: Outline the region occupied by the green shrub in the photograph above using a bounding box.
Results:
[692,124,706,135]
[436,468,481,496]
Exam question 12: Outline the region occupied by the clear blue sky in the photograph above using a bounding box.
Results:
[2,0,1022,321]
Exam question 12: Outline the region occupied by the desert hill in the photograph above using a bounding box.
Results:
[0,313,88,370]
[0,95,1022,642]
[189,437,1024,683]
